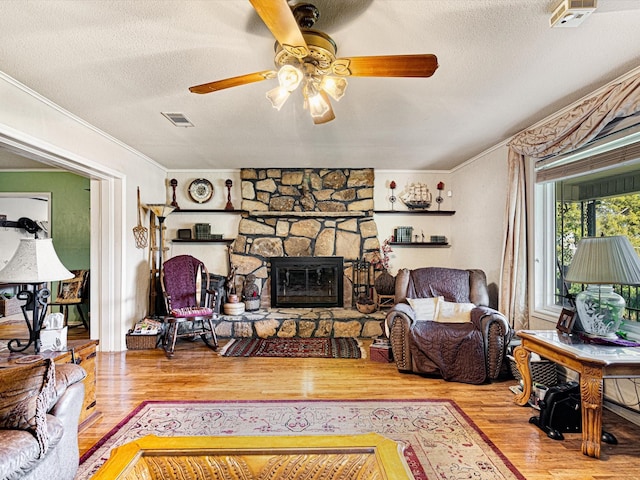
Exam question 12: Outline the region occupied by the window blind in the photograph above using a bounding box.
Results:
[535,116,640,184]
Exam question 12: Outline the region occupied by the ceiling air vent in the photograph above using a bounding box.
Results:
[162,112,194,127]
[550,0,597,28]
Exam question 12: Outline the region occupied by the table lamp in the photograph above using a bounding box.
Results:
[0,238,73,353]
[565,236,640,337]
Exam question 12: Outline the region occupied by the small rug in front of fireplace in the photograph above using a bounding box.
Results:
[220,337,364,359]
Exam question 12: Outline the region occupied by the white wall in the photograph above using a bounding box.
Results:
[163,170,243,277]
[373,171,454,275]
[0,72,167,351]
[450,145,509,305]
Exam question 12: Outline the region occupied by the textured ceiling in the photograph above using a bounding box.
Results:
[1,0,639,171]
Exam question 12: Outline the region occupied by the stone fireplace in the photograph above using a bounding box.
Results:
[229,168,381,308]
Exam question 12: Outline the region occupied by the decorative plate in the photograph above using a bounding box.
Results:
[188,178,214,204]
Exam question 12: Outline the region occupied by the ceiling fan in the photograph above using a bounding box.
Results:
[189,0,438,124]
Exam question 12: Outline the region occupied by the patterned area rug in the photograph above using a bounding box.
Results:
[220,337,364,359]
[77,400,524,480]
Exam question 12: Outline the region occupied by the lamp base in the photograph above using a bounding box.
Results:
[7,285,50,354]
[575,285,625,338]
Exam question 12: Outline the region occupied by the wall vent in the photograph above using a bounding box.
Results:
[161,112,194,127]
[550,0,597,28]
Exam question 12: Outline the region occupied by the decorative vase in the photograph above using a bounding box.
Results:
[575,284,625,337]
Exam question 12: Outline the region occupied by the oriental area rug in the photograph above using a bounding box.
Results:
[77,399,524,480]
[220,337,364,359]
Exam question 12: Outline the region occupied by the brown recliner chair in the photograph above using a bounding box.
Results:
[386,267,511,384]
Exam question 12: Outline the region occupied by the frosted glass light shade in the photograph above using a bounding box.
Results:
[320,76,348,101]
[0,238,73,283]
[307,92,330,118]
[266,86,291,110]
[277,65,303,91]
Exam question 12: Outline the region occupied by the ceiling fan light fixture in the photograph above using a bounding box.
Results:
[320,75,347,101]
[307,91,330,118]
[266,86,292,111]
[277,64,303,91]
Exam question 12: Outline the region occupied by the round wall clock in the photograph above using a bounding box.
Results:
[188,178,214,203]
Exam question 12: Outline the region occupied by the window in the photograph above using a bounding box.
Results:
[534,126,640,325]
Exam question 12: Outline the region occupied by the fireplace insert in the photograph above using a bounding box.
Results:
[270,256,344,308]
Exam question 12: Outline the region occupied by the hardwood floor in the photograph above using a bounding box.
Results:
[2,319,640,479]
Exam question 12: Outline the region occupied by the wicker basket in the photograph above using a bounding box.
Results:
[356,302,377,314]
[508,355,558,387]
[126,333,160,350]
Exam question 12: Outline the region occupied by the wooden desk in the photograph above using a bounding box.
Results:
[512,330,640,458]
[0,339,100,430]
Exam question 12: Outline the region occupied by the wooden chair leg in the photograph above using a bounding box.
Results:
[164,321,179,358]
[202,317,218,350]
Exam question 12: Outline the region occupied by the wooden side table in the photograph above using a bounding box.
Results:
[512,330,640,458]
[53,339,101,430]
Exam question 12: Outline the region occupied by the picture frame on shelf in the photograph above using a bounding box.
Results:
[556,308,577,334]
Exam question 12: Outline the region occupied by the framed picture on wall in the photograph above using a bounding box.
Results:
[556,308,577,334]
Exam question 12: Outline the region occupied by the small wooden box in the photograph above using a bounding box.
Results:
[370,344,393,363]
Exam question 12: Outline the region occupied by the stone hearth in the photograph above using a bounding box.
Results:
[212,307,386,339]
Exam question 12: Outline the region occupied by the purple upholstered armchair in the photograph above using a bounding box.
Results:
[161,255,218,358]
[385,267,512,384]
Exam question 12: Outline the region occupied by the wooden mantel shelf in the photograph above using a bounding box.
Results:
[249,211,366,218]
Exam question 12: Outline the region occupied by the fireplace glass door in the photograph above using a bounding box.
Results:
[270,257,344,308]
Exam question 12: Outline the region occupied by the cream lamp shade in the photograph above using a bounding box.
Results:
[564,235,640,286]
[0,238,73,283]
[565,236,640,337]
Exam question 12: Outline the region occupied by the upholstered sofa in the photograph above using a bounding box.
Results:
[386,267,511,384]
[0,358,86,480]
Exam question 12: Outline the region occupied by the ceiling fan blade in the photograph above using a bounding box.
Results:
[312,91,335,125]
[189,71,275,94]
[332,54,438,78]
[249,0,309,58]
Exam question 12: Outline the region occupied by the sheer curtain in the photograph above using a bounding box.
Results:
[500,69,640,330]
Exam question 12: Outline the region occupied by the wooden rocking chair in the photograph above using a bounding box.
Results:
[161,255,218,358]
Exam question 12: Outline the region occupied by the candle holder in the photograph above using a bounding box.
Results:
[170,178,179,210]
[225,179,234,211]
[436,181,444,211]
[389,180,397,210]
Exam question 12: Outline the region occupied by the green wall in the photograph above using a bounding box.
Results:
[0,171,90,270]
